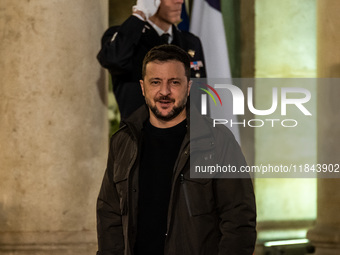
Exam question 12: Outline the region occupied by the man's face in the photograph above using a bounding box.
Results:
[157,0,183,25]
[140,60,191,123]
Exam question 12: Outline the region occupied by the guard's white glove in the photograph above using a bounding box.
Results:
[132,0,161,19]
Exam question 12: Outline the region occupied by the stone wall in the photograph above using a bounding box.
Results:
[0,1,109,254]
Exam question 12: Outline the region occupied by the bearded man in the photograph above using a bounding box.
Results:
[96,45,256,255]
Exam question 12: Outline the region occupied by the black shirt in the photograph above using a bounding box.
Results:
[134,119,187,255]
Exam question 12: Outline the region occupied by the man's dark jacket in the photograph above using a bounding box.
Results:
[96,105,257,255]
[97,15,206,120]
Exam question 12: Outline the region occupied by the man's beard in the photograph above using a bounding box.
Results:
[146,95,187,122]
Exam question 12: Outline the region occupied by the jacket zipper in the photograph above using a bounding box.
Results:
[180,173,192,217]
[165,142,190,239]
[126,129,139,254]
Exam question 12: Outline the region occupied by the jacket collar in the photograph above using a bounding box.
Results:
[122,104,149,138]
[143,22,179,47]
[172,25,185,48]
[146,18,173,38]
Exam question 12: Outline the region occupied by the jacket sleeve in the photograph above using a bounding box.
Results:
[96,140,124,255]
[215,138,257,255]
[97,15,145,75]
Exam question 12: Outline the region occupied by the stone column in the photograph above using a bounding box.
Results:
[0,1,108,254]
[307,0,340,254]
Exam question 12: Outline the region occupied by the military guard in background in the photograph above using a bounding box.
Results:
[97,0,206,120]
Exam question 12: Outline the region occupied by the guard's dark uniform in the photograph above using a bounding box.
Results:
[97,15,206,120]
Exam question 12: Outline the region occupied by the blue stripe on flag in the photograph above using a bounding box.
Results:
[178,3,189,31]
[206,0,221,11]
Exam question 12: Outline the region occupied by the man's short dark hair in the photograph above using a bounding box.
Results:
[142,44,191,81]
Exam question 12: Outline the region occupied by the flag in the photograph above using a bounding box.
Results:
[190,0,231,78]
[190,0,240,142]
[178,2,190,31]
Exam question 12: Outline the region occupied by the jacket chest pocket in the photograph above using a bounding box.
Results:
[181,175,215,217]
[113,164,129,215]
